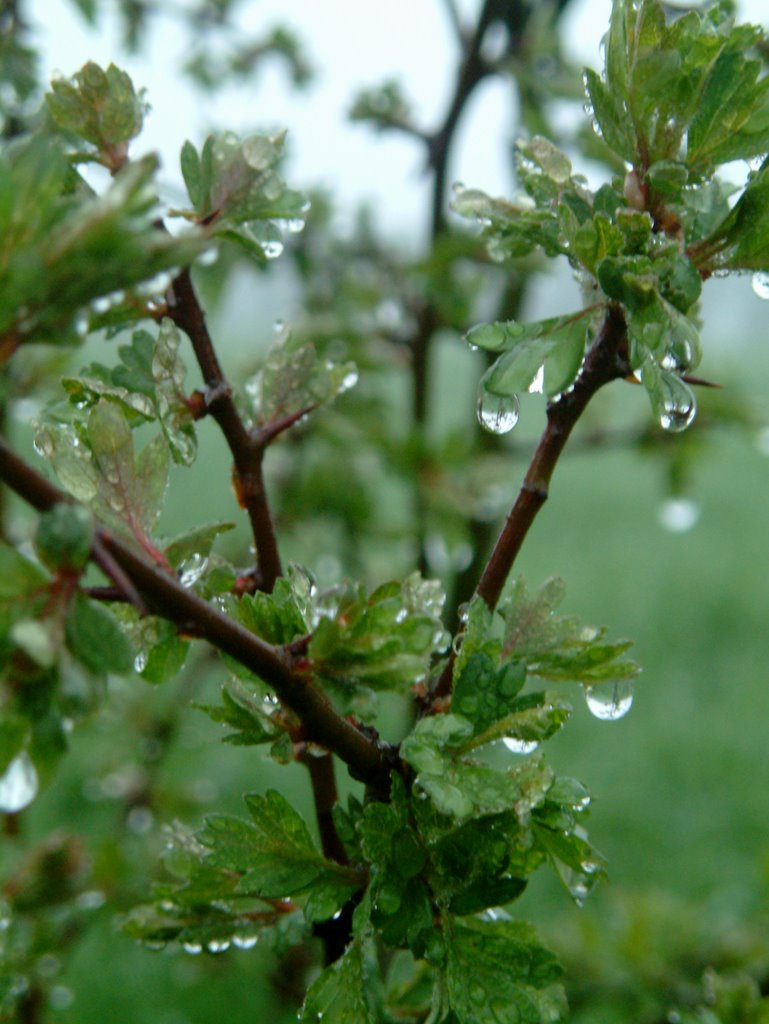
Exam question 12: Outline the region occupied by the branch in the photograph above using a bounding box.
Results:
[431,304,629,700]
[0,439,395,792]
[167,267,282,591]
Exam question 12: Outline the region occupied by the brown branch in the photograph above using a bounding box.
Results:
[167,267,282,591]
[0,440,395,792]
[303,752,348,865]
[431,304,629,701]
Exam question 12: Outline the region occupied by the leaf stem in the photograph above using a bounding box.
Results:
[0,440,395,791]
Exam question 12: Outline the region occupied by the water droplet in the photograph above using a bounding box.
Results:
[283,217,305,233]
[134,651,148,673]
[206,938,230,953]
[339,368,359,393]
[477,390,520,434]
[33,432,54,458]
[0,751,39,813]
[183,942,203,955]
[574,795,591,812]
[76,890,106,910]
[197,246,219,267]
[502,737,538,754]
[658,497,700,533]
[658,375,696,433]
[127,806,154,834]
[49,986,74,1009]
[179,553,209,588]
[74,313,89,337]
[528,365,545,394]
[261,240,284,260]
[752,272,769,299]
[92,295,111,314]
[232,934,258,950]
[107,494,126,513]
[584,680,634,721]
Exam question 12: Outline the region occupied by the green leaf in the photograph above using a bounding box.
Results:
[46,62,146,160]
[0,542,48,600]
[0,717,28,776]
[197,791,358,907]
[500,577,640,685]
[33,504,93,573]
[65,592,133,675]
[444,918,566,1023]
[245,326,357,429]
[299,939,375,1023]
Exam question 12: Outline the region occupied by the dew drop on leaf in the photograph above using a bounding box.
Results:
[584,680,634,721]
[134,651,148,673]
[0,751,39,813]
[232,934,258,950]
[477,390,520,434]
[751,272,769,300]
[658,497,699,533]
[182,942,203,955]
[502,737,538,754]
[179,553,208,587]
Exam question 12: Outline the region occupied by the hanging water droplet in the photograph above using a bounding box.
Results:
[477,390,520,434]
[658,497,700,533]
[584,680,634,721]
[658,374,696,433]
[283,217,305,233]
[133,651,148,673]
[261,240,284,260]
[502,737,538,754]
[92,295,111,314]
[752,272,769,300]
[232,934,258,950]
[183,942,203,955]
[206,938,230,953]
[0,752,39,813]
[528,365,545,394]
[74,313,89,337]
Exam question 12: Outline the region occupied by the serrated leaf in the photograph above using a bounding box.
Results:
[46,62,146,158]
[444,918,565,1024]
[299,939,375,1023]
[65,592,133,675]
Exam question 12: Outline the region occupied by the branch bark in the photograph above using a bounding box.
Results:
[0,439,395,792]
[167,267,282,591]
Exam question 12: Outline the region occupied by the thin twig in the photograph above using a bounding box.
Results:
[167,267,282,590]
[431,304,629,701]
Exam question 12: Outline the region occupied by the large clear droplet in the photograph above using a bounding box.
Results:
[751,272,769,300]
[261,240,284,260]
[658,497,700,533]
[658,374,696,433]
[477,390,520,434]
[179,553,208,588]
[584,680,634,721]
[502,737,538,755]
[0,751,39,813]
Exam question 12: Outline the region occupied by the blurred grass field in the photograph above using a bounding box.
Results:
[6,326,769,1022]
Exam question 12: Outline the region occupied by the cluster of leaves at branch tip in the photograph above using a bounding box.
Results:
[456,0,769,439]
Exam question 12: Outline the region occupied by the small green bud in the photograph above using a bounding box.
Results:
[34,503,94,572]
